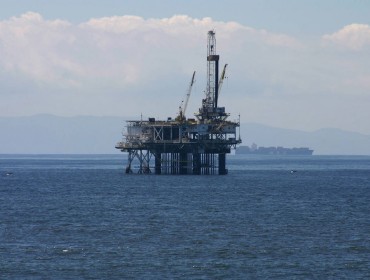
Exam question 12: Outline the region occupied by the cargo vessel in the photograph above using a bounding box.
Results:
[236,144,313,155]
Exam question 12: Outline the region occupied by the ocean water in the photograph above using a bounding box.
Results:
[1,154,369,279]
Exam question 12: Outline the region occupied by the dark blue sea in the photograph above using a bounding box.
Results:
[1,154,369,279]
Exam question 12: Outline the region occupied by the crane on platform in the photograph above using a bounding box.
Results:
[177,71,196,121]
[218,63,228,96]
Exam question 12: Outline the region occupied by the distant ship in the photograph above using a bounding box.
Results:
[236,143,313,155]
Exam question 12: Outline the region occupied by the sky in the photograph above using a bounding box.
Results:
[1,0,370,135]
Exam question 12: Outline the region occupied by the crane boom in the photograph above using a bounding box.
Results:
[218,64,228,96]
[183,71,196,116]
[177,71,196,121]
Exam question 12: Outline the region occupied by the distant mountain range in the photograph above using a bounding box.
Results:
[239,123,370,155]
[0,115,369,155]
[0,115,123,154]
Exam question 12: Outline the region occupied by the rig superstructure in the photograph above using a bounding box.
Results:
[116,31,241,175]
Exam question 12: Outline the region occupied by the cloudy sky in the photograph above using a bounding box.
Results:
[1,0,370,134]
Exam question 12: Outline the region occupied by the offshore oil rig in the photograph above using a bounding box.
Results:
[116,31,241,175]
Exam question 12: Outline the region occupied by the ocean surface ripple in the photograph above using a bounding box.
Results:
[1,155,369,279]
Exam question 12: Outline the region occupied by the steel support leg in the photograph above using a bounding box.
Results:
[219,153,227,175]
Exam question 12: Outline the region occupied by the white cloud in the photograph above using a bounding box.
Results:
[0,12,79,87]
[322,23,370,50]
[0,12,301,93]
[82,14,302,48]
[0,13,369,134]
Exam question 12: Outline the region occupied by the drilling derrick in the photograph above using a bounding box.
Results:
[206,30,219,110]
[199,31,220,120]
[115,31,241,175]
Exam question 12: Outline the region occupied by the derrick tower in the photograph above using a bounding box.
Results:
[205,30,219,110]
[115,31,241,175]
[197,30,228,122]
